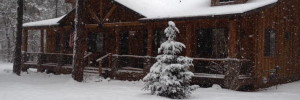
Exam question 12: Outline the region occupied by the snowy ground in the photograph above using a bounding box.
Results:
[1,63,300,100]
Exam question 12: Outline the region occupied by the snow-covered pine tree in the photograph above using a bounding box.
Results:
[143,21,197,99]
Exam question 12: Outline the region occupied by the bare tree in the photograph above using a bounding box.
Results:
[72,0,87,82]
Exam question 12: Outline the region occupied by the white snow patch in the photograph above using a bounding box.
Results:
[1,63,300,100]
[114,0,278,19]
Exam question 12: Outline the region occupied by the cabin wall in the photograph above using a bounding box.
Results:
[253,0,300,89]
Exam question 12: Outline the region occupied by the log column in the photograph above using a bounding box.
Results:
[20,29,29,72]
[40,30,44,53]
[111,27,120,77]
[146,25,153,56]
[72,0,88,82]
[37,29,45,72]
[58,28,66,69]
[185,24,195,72]
[114,28,120,54]
[185,24,192,57]
[228,19,238,58]
[224,19,241,90]
[144,25,153,72]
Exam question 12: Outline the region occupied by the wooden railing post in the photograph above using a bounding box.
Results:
[21,52,29,72]
[224,59,241,90]
[108,53,112,70]
[98,60,103,76]
[37,53,44,72]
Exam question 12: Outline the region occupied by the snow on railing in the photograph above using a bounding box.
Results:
[96,53,112,62]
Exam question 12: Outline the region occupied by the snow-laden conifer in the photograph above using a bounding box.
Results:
[143,21,197,99]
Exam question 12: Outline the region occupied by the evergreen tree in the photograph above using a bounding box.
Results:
[143,21,197,99]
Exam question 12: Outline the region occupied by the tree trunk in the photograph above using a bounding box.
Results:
[55,0,58,17]
[5,28,11,62]
[13,0,23,75]
[72,0,87,82]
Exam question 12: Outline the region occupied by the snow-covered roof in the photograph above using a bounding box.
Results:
[114,0,278,19]
[23,15,66,27]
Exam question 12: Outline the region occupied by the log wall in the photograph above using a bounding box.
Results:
[251,0,300,88]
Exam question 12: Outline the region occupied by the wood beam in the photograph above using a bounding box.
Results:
[228,19,238,58]
[22,29,28,52]
[87,7,100,23]
[185,24,192,57]
[84,21,145,29]
[103,21,145,27]
[101,4,117,23]
[40,30,44,53]
[23,25,72,30]
[185,24,195,72]
[146,25,153,56]
[99,0,104,19]
[115,28,120,54]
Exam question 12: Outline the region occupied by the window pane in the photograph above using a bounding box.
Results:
[264,29,276,56]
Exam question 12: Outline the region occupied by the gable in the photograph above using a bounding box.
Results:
[87,0,145,23]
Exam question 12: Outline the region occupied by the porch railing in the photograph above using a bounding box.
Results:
[192,58,253,75]
[23,52,73,68]
[96,54,156,76]
[96,54,252,79]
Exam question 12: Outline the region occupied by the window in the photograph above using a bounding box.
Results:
[88,32,104,52]
[220,0,235,3]
[264,29,276,56]
[285,32,292,40]
[196,28,228,58]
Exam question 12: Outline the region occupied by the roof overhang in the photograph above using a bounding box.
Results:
[23,9,75,29]
[139,1,277,22]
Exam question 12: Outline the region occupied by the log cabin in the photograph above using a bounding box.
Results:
[21,0,300,90]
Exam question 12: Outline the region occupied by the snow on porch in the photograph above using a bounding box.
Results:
[23,15,65,27]
[114,0,278,19]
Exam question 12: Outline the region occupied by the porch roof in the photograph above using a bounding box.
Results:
[114,0,278,20]
[23,15,66,28]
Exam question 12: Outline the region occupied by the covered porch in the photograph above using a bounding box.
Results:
[21,16,254,90]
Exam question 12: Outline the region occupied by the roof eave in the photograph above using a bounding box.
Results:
[139,2,277,22]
